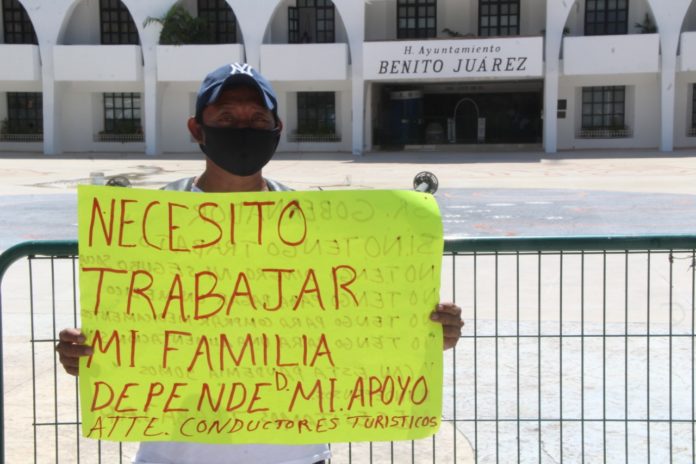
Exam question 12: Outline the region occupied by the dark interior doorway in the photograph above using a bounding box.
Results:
[374,82,543,147]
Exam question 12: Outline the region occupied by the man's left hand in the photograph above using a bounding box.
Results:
[430,302,464,350]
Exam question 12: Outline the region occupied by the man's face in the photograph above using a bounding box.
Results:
[201,85,276,130]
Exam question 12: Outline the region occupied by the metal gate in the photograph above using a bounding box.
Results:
[1,236,695,463]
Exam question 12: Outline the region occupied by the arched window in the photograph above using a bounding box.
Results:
[479,0,520,37]
[2,0,38,44]
[396,0,436,39]
[585,0,628,35]
[288,0,335,44]
[198,0,237,43]
[100,0,139,44]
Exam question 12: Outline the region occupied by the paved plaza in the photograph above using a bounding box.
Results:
[3,149,696,247]
[3,149,696,197]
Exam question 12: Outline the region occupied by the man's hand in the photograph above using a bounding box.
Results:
[55,328,93,376]
[430,302,464,350]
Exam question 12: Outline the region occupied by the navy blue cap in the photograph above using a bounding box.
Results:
[195,63,278,122]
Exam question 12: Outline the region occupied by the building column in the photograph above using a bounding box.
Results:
[543,0,575,154]
[333,0,366,155]
[647,0,693,152]
[143,50,160,156]
[229,0,283,71]
[364,81,373,150]
[543,70,559,154]
[40,44,62,155]
[124,0,175,156]
[351,79,365,156]
[659,53,678,152]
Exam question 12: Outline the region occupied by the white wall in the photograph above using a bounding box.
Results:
[563,0,653,36]
[683,1,696,31]
[268,0,348,44]
[61,0,101,44]
[0,81,41,92]
[563,34,659,75]
[557,74,661,150]
[629,0,653,34]
[365,0,546,40]
[522,0,547,36]
[268,1,288,43]
[273,80,351,152]
[59,81,144,152]
[439,0,470,36]
[160,82,198,153]
[365,0,394,41]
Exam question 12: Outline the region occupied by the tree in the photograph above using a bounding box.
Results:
[144,4,212,45]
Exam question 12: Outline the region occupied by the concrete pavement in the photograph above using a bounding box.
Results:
[2,148,696,196]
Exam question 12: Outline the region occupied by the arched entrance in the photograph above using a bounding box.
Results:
[451,97,481,144]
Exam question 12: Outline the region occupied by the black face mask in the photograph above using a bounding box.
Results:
[199,125,281,177]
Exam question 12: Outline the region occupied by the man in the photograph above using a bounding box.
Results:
[56,63,464,464]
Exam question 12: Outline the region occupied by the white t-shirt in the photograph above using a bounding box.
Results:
[133,183,330,464]
[134,442,331,464]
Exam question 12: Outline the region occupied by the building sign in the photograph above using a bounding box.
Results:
[364,37,543,81]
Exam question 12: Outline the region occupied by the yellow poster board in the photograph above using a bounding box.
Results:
[77,185,444,444]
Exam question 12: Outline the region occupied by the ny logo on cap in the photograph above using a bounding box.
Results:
[229,63,254,77]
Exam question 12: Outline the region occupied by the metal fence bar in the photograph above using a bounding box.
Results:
[559,251,564,464]
[71,257,81,464]
[536,251,542,463]
[2,237,696,463]
[647,250,652,464]
[624,251,629,464]
[473,252,479,463]
[515,252,520,464]
[670,250,674,464]
[451,252,458,464]
[494,251,499,464]
[580,250,585,464]
[602,250,607,463]
[28,258,37,461]
[692,250,695,464]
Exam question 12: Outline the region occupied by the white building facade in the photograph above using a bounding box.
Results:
[0,0,695,155]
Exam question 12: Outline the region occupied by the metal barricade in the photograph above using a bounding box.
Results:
[1,237,695,463]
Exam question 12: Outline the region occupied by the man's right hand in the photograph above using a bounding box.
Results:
[55,328,93,376]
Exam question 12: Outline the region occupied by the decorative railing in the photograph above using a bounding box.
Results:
[288,133,342,143]
[576,127,633,139]
[94,133,144,143]
[0,133,43,142]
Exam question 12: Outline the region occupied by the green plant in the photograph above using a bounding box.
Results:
[144,4,212,45]
[0,118,41,135]
[635,13,657,33]
[442,28,463,38]
[102,120,143,135]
